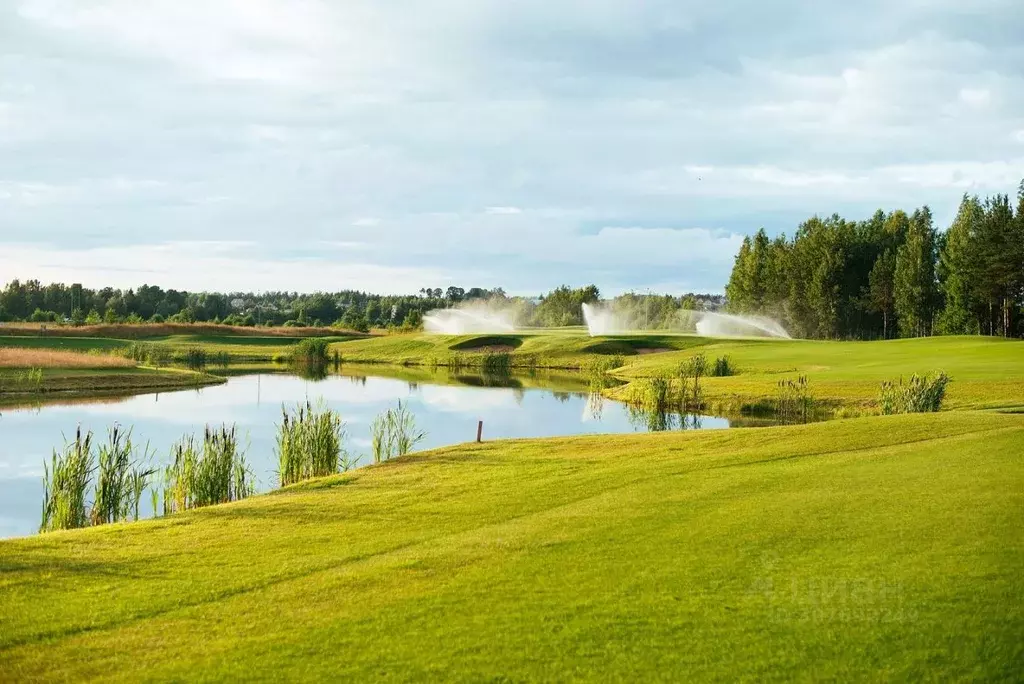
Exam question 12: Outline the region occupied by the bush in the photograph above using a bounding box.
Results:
[711,356,733,377]
[292,338,331,364]
[879,372,949,415]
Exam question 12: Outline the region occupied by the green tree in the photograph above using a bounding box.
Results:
[937,195,982,334]
[894,207,937,337]
[867,250,896,338]
[725,237,754,312]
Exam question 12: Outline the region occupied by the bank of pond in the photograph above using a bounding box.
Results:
[1,363,950,539]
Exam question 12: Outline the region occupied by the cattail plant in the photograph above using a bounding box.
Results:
[41,425,154,532]
[163,424,253,514]
[879,372,949,415]
[91,426,154,526]
[370,401,426,463]
[276,400,347,487]
[41,427,94,532]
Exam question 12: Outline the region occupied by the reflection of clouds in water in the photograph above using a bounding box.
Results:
[0,463,42,479]
[0,517,27,539]
[418,386,519,414]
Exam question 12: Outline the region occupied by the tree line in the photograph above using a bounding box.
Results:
[725,181,1024,339]
[0,278,726,332]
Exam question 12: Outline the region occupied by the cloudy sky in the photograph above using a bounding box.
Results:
[1,1,1022,295]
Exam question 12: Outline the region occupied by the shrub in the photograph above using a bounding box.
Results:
[711,356,733,377]
[879,372,949,415]
[292,338,331,365]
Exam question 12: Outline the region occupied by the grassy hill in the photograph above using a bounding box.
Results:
[1,412,1021,680]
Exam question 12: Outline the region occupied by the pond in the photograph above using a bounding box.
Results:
[0,367,732,538]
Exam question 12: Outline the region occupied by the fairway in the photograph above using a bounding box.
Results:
[1,412,1022,680]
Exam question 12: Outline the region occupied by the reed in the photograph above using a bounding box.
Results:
[178,346,208,370]
[277,400,347,487]
[879,372,949,415]
[370,401,426,463]
[91,426,155,526]
[40,428,93,532]
[776,375,813,423]
[40,426,154,532]
[292,338,331,365]
[163,425,254,514]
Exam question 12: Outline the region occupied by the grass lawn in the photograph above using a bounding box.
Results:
[0,332,359,363]
[337,333,1024,412]
[0,367,224,406]
[334,330,706,367]
[611,335,1024,412]
[1,412,1021,680]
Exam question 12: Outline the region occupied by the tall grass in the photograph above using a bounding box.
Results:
[120,342,173,367]
[162,425,254,514]
[370,401,426,463]
[277,400,347,487]
[776,376,814,423]
[91,426,155,526]
[178,346,208,370]
[711,356,734,377]
[41,426,154,532]
[480,351,512,374]
[40,428,93,532]
[879,372,949,415]
[292,338,331,365]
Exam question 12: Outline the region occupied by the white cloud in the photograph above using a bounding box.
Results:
[2,0,1023,294]
[959,87,992,108]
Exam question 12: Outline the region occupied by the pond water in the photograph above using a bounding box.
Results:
[0,368,731,538]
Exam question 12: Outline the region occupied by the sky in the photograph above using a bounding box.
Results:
[1,0,1022,296]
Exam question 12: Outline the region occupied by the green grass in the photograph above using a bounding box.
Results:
[1,412,1021,680]
[338,332,1024,412]
[610,335,1024,412]
[0,367,223,406]
[335,331,705,368]
[0,333,360,364]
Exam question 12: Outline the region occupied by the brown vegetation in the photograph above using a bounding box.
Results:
[0,322,369,339]
[0,348,133,369]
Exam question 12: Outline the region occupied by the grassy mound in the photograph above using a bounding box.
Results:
[1,412,1022,680]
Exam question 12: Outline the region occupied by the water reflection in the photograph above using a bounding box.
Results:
[0,368,730,539]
